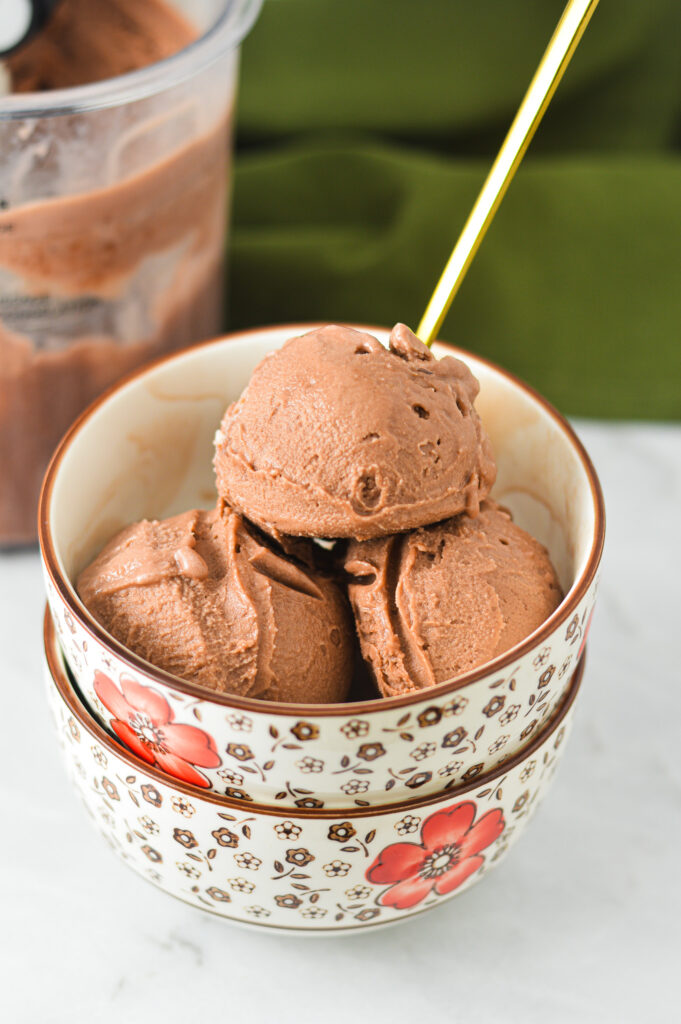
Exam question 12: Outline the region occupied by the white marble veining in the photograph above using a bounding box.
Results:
[0,421,678,1023]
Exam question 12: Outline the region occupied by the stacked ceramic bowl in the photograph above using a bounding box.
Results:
[40,325,604,932]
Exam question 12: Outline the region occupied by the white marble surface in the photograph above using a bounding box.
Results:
[0,421,678,1023]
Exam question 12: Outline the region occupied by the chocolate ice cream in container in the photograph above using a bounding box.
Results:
[0,0,263,546]
[39,324,604,808]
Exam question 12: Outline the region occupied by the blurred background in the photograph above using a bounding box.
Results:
[229,0,681,419]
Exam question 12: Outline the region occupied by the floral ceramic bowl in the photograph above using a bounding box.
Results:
[45,611,585,932]
[39,325,604,807]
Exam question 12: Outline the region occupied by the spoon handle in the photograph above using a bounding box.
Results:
[417,0,599,346]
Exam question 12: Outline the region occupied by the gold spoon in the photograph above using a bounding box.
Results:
[417,0,599,346]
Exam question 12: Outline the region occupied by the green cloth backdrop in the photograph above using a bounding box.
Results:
[229,0,681,419]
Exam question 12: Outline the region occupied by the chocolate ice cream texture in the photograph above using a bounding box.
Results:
[6,0,195,92]
[213,323,496,541]
[76,322,566,704]
[0,0,235,544]
[344,500,563,699]
[77,505,354,704]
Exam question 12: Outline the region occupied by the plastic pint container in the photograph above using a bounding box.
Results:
[0,0,262,544]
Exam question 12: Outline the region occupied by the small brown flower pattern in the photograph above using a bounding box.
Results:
[176,861,200,879]
[442,696,468,716]
[300,907,327,919]
[234,852,262,870]
[340,719,369,739]
[226,713,253,732]
[290,722,319,742]
[483,695,505,718]
[294,797,324,810]
[355,908,380,922]
[538,666,555,688]
[405,771,432,789]
[141,845,162,863]
[296,756,324,774]
[206,886,231,902]
[533,647,551,668]
[68,718,80,743]
[285,848,315,867]
[274,821,301,840]
[212,827,239,848]
[442,727,467,749]
[461,763,484,782]
[417,707,442,728]
[245,905,270,918]
[520,720,538,741]
[411,742,436,761]
[228,877,255,894]
[438,760,462,778]
[141,784,162,808]
[173,828,198,850]
[341,779,369,796]
[328,822,356,843]
[323,860,351,877]
[357,742,385,761]
[520,761,537,782]
[226,742,254,763]
[488,735,509,755]
[274,894,302,909]
[394,815,421,836]
[171,797,195,817]
[225,787,252,802]
[498,704,520,726]
[101,777,119,802]
[217,768,244,787]
[345,884,372,901]
[91,746,107,768]
[566,615,580,641]
[559,656,573,679]
[139,816,159,835]
[513,791,530,813]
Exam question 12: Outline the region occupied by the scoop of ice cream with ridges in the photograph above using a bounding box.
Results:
[343,500,563,698]
[77,504,354,704]
[213,323,496,541]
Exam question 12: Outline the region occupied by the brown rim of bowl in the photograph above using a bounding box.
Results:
[45,607,585,819]
[38,321,605,718]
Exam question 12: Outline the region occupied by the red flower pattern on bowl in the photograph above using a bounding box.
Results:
[366,800,505,909]
[94,671,221,788]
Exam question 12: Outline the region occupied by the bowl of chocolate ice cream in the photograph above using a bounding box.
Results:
[39,324,604,807]
[0,0,263,546]
[44,607,586,933]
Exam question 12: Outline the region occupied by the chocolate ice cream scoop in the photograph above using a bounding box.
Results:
[77,505,354,704]
[214,323,496,540]
[344,500,563,698]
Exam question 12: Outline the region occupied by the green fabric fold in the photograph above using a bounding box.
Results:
[229,1,681,419]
